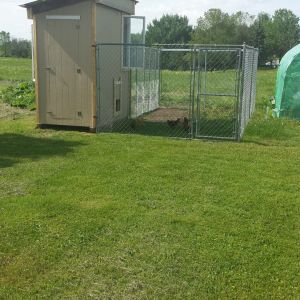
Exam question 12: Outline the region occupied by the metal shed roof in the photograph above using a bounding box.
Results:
[21,0,137,8]
[21,0,137,18]
[21,0,80,8]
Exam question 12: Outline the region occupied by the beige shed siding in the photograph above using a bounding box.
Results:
[35,0,94,128]
[96,4,131,128]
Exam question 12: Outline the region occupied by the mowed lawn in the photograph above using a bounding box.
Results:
[0,57,32,82]
[0,58,33,119]
[0,64,300,298]
[0,57,32,91]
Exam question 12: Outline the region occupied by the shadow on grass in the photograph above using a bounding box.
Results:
[0,133,84,168]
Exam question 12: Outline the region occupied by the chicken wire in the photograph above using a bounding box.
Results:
[95,43,258,141]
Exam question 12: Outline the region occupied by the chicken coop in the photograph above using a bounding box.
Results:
[22,0,258,140]
[22,0,137,131]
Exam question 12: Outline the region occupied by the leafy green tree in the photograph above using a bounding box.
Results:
[191,8,300,64]
[192,9,253,45]
[232,11,254,44]
[270,9,300,58]
[250,13,272,64]
[0,32,31,58]
[145,15,193,70]
[250,10,300,63]
[130,33,144,44]
[0,31,11,57]
[192,9,233,44]
[145,14,193,46]
[10,39,32,58]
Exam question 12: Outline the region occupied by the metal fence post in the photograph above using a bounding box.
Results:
[235,48,242,140]
[203,50,208,110]
[248,49,255,119]
[159,48,162,106]
[189,48,196,139]
[95,44,101,132]
[196,48,201,138]
[237,43,246,141]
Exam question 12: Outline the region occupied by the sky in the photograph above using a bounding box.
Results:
[1,0,300,40]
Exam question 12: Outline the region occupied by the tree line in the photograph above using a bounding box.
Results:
[1,8,299,63]
[145,9,300,65]
[0,31,32,58]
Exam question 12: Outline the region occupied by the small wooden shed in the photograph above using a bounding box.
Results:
[22,0,137,131]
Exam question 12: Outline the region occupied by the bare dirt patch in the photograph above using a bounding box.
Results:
[143,107,189,122]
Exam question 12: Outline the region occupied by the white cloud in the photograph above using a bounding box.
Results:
[0,0,299,39]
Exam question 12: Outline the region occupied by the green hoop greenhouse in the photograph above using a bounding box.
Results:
[274,44,300,119]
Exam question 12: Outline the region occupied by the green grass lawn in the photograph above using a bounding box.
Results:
[0,57,32,92]
[0,57,32,82]
[0,67,300,298]
[0,58,34,118]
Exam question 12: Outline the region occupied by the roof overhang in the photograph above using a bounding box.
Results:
[21,0,137,19]
[21,0,85,18]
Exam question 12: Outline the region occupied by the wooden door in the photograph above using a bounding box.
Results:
[45,18,80,122]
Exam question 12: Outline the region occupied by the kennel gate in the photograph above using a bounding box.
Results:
[96,44,258,140]
[194,47,242,140]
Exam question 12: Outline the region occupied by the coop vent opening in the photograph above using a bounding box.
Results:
[114,78,122,116]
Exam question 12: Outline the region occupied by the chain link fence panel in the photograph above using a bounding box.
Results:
[238,45,259,139]
[96,43,258,141]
